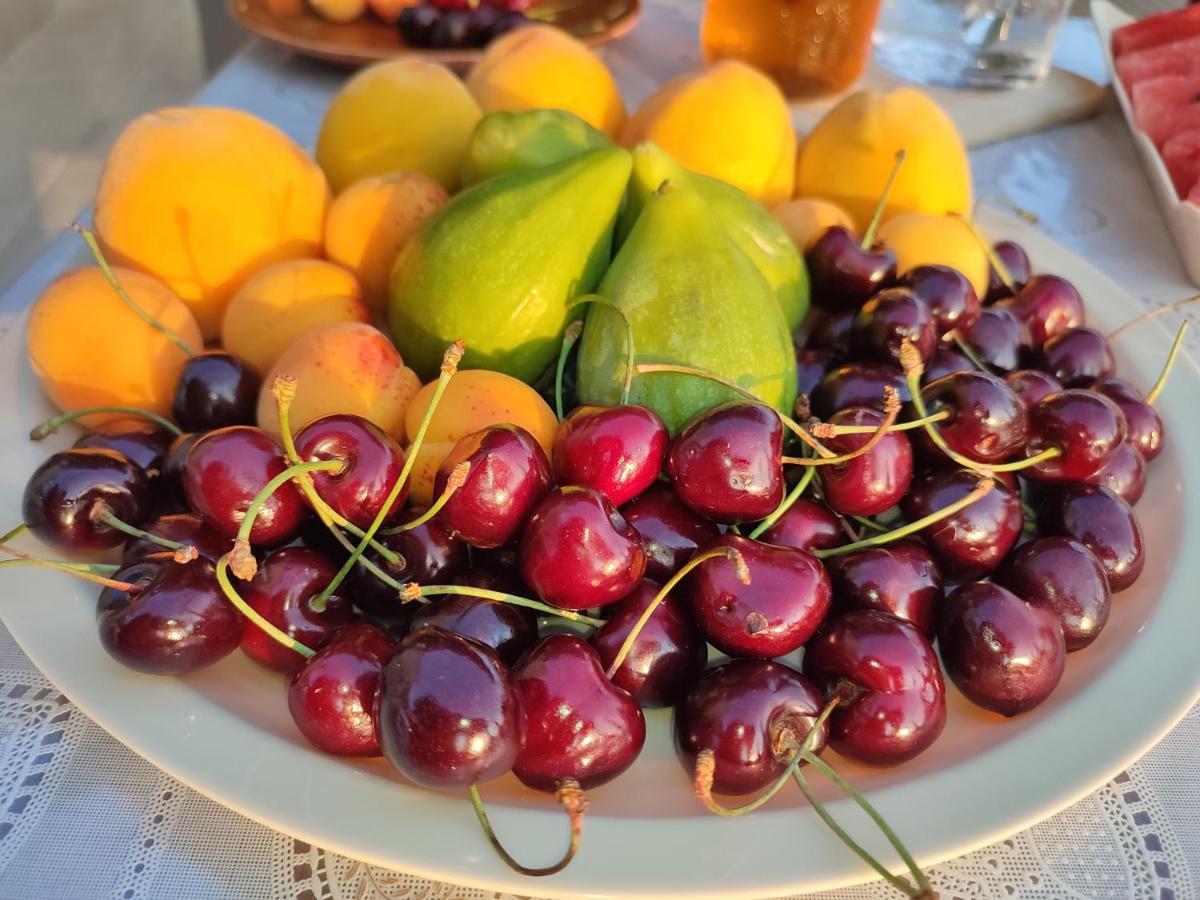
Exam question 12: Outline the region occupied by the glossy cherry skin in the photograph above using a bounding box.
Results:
[803,610,946,765]
[759,497,845,553]
[806,225,897,311]
[919,370,1028,464]
[379,627,523,788]
[1082,441,1146,505]
[1024,389,1126,481]
[807,308,856,356]
[899,264,981,339]
[1005,369,1063,408]
[97,553,243,674]
[666,402,784,524]
[408,583,537,668]
[999,275,1085,347]
[74,421,173,485]
[123,512,229,565]
[819,407,914,517]
[1037,327,1115,387]
[998,537,1111,651]
[961,307,1030,373]
[240,548,355,674]
[985,240,1032,303]
[795,347,837,398]
[288,622,394,756]
[513,634,645,791]
[294,414,407,529]
[434,424,552,549]
[171,350,260,432]
[591,580,706,708]
[183,426,307,545]
[1039,485,1145,592]
[23,449,150,554]
[811,362,912,420]
[519,486,646,610]
[1093,377,1164,461]
[687,534,831,658]
[674,659,827,796]
[622,484,719,582]
[161,432,202,512]
[348,515,467,626]
[826,541,942,638]
[923,348,974,384]
[938,582,1066,716]
[851,287,937,367]
[552,404,668,507]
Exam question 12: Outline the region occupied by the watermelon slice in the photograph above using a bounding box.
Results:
[1117,36,1200,95]
[1162,130,1200,199]
[1113,4,1200,57]
[1131,75,1200,147]
[1189,179,1200,207]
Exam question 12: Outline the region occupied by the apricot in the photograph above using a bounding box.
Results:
[222,259,370,376]
[27,267,203,429]
[772,198,856,253]
[317,60,482,193]
[877,212,990,298]
[620,60,795,205]
[324,173,447,317]
[308,0,367,22]
[466,25,626,138]
[257,322,421,439]
[402,369,557,505]
[93,107,330,341]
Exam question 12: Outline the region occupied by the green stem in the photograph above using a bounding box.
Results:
[749,467,815,540]
[0,523,28,544]
[30,406,181,441]
[234,459,345,548]
[782,388,901,469]
[555,320,584,421]
[93,506,194,557]
[850,515,888,533]
[468,779,586,878]
[952,334,993,374]
[411,585,604,627]
[215,555,314,659]
[569,295,635,405]
[0,558,119,575]
[861,149,906,249]
[1108,294,1200,341]
[0,543,135,591]
[950,212,1014,295]
[1146,319,1190,405]
[381,462,467,534]
[818,410,950,435]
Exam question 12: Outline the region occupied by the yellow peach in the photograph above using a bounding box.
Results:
[257,322,420,439]
[324,173,447,317]
[466,25,626,138]
[877,212,990,299]
[308,0,367,22]
[772,198,856,252]
[27,266,203,429]
[221,259,370,375]
[93,107,330,340]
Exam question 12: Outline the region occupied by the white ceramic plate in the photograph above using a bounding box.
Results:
[1,211,1198,898]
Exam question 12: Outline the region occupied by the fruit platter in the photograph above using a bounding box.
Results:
[2,24,1200,899]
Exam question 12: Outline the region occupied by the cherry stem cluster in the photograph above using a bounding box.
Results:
[30,406,182,441]
[781,388,901,468]
[0,542,135,591]
[468,778,588,878]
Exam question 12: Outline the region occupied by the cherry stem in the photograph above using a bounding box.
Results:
[0,523,28,544]
[215,554,314,659]
[975,194,1039,225]
[860,149,906,250]
[816,409,950,435]
[0,543,136,591]
[569,295,636,406]
[384,461,470,535]
[782,388,901,468]
[1146,319,1190,405]
[0,559,119,575]
[850,514,888,533]
[30,406,182,441]
[814,478,994,559]
[951,334,993,374]
[951,212,1013,295]
[634,363,836,458]
[92,505,196,563]
[407,584,602,625]
[1108,294,1200,341]
[555,319,584,421]
[468,778,587,878]
[69,222,197,358]
[606,547,750,679]
[748,467,815,540]
[310,341,464,613]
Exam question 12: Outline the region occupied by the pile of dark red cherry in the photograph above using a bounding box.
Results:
[10,224,1173,889]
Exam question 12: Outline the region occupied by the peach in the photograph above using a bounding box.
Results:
[877,212,990,299]
[308,0,367,22]
[27,266,203,429]
[93,107,330,340]
[221,259,370,375]
[324,173,448,317]
[257,322,421,439]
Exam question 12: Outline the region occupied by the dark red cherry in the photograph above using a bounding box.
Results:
[161,432,202,512]
[183,426,307,545]
[622,484,719,582]
[899,264,981,338]
[961,307,1031,373]
[687,534,831,658]
[1039,485,1144,592]
[1093,377,1164,461]
[552,404,668,507]
[288,622,393,756]
[240,548,355,674]
[123,512,229,565]
[519,486,646,610]
[938,582,1066,716]
[1082,441,1146,504]
[96,553,243,675]
[408,584,537,668]
[805,225,897,311]
[23,448,150,554]
[807,308,857,355]
[811,363,911,419]
[922,348,974,384]
[826,541,942,638]
[819,407,914,516]
[674,659,827,796]
[758,497,845,553]
[74,421,173,485]
[985,240,1032,303]
[434,424,552,549]
[513,634,645,791]
[795,347,837,398]
[851,287,937,367]
[999,275,1085,348]
[591,580,706,708]
[803,610,946,765]
[379,627,523,788]
[1024,389,1126,481]
[1004,369,1063,408]
[918,370,1028,464]
[666,402,784,524]
[171,350,260,432]
[998,537,1111,651]
[1037,327,1115,387]
[294,414,407,530]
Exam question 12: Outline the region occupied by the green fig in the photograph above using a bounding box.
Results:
[460,109,614,187]
[389,145,632,382]
[577,178,797,433]
[618,143,809,330]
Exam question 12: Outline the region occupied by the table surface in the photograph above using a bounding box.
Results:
[1,2,1199,898]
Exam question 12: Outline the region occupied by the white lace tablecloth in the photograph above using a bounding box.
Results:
[1,3,1199,898]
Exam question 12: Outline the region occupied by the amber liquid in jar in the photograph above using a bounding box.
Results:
[702,0,882,97]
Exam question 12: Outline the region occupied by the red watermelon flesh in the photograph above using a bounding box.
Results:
[1163,130,1200,199]
[1117,36,1200,95]
[1132,75,1200,147]
[1189,179,1200,207]
[1113,4,1200,57]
